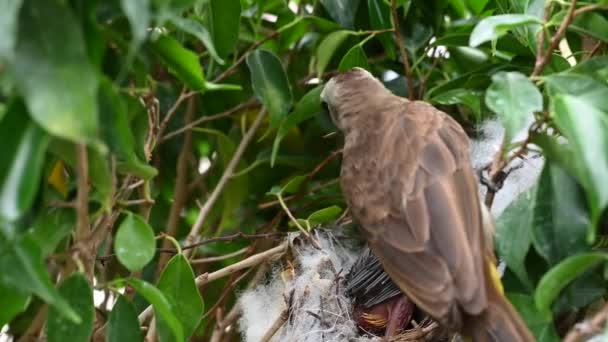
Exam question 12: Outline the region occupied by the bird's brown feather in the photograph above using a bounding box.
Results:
[341,100,487,329]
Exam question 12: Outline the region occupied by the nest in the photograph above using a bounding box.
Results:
[238,230,450,342]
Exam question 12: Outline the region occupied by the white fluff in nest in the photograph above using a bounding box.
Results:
[238,232,372,342]
[469,118,544,216]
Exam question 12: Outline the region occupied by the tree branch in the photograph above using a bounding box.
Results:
[390,0,415,100]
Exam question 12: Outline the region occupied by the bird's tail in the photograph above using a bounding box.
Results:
[464,262,535,342]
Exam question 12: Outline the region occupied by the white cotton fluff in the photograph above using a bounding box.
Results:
[238,232,373,342]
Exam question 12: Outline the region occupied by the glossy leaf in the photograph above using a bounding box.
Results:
[152,34,205,90]
[107,296,143,342]
[120,0,150,47]
[156,254,204,341]
[469,14,541,47]
[246,49,293,127]
[0,233,79,322]
[320,0,361,28]
[281,175,307,195]
[496,188,535,289]
[29,208,75,255]
[307,206,342,225]
[338,45,370,72]
[0,284,29,327]
[316,30,354,76]
[545,73,608,112]
[431,88,482,120]
[0,101,50,222]
[534,252,608,318]
[128,279,184,342]
[168,15,223,64]
[367,0,395,59]
[47,273,94,342]
[115,212,156,271]
[531,162,589,266]
[271,86,323,166]
[571,12,608,44]
[206,0,241,58]
[508,294,559,342]
[485,71,542,144]
[13,0,99,144]
[551,94,608,235]
[0,0,22,61]
[98,79,157,179]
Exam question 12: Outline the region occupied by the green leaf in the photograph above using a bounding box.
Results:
[0,233,79,322]
[338,45,370,72]
[206,0,241,58]
[534,252,608,318]
[246,49,293,127]
[271,86,323,166]
[115,212,156,271]
[107,296,143,342]
[13,0,99,144]
[167,15,223,64]
[485,71,542,144]
[431,88,482,121]
[128,279,184,342]
[120,0,150,47]
[465,0,488,15]
[531,162,590,266]
[315,30,355,76]
[0,0,23,61]
[545,73,608,112]
[152,34,205,90]
[508,294,559,342]
[48,273,94,342]
[98,78,157,179]
[496,188,535,289]
[307,206,342,226]
[0,101,50,223]
[571,12,608,44]
[469,14,541,47]
[29,208,75,255]
[0,284,29,327]
[320,0,361,28]
[367,0,395,59]
[156,255,204,341]
[551,94,608,236]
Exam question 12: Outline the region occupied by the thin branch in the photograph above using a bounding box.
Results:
[258,178,340,209]
[157,88,196,139]
[390,0,415,99]
[73,143,93,280]
[138,242,288,323]
[564,302,608,342]
[190,247,248,264]
[260,310,289,342]
[161,99,258,142]
[531,0,577,77]
[182,108,268,258]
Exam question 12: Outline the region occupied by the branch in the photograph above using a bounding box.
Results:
[138,242,288,323]
[157,88,196,140]
[182,108,268,258]
[161,98,259,142]
[390,0,415,100]
[531,0,577,77]
[564,302,608,342]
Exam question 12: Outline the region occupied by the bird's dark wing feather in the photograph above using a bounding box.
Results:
[345,246,402,308]
[350,101,488,327]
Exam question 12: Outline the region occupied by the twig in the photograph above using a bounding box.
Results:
[73,144,94,280]
[138,242,288,323]
[182,108,268,258]
[161,99,258,142]
[260,310,289,342]
[390,0,415,100]
[157,97,195,273]
[157,87,196,139]
[308,149,342,181]
[258,178,340,209]
[190,247,249,264]
[201,267,255,320]
[531,0,577,77]
[564,302,608,342]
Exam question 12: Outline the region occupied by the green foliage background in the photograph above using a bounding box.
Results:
[0,0,607,341]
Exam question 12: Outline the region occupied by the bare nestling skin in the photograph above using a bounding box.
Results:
[321,68,535,342]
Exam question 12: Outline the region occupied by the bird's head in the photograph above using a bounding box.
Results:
[320,67,391,133]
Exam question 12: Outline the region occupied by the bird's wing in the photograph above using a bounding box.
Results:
[364,101,488,326]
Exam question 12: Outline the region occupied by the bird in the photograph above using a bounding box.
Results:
[345,245,414,337]
[320,67,535,341]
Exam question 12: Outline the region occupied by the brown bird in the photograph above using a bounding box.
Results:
[321,68,534,341]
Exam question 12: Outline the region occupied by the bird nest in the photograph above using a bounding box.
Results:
[237,229,450,342]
